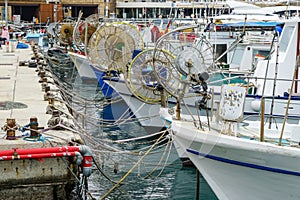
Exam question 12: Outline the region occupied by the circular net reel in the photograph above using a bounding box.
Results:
[153,25,213,99]
[73,13,105,52]
[46,22,57,38]
[113,22,144,50]
[126,48,174,104]
[55,19,76,46]
[87,23,142,72]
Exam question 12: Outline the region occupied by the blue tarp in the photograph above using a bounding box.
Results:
[16,42,29,49]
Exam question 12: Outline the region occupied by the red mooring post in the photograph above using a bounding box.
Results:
[30,117,39,137]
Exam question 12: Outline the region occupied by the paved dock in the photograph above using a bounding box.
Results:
[0,44,84,199]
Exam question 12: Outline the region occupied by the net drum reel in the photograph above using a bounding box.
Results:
[153,25,214,99]
[152,25,214,119]
[54,19,76,47]
[73,13,105,53]
[45,22,58,47]
[125,48,175,105]
[87,22,143,73]
[46,22,57,38]
[113,22,144,51]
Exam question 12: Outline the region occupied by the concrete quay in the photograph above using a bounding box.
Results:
[0,45,85,200]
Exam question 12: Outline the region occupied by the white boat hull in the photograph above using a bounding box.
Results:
[105,79,300,166]
[105,79,168,133]
[68,52,97,81]
[172,120,300,200]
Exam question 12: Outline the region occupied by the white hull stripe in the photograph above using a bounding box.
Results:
[187,148,300,176]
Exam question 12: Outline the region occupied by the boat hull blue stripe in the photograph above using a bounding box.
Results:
[187,148,300,176]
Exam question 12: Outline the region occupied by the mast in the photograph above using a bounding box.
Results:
[295,22,300,93]
[268,32,280,129]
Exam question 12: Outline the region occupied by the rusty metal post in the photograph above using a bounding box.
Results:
[34,50,38,57]
[5,118,16,140]
[176,98,181,120]
[52,110,60,117]
[44,91,51,101]
[45,85,50,93]
[30,117,39,137]
[48,110,63,130]
[39,77,47,84]
[41,82,48,91]
[38,65,43,71]
[48,97,54,105]
[39,70,46,78]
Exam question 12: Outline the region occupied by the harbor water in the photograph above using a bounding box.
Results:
[54,59,217,200]
[67,73,218,200]
[88,126,218,200]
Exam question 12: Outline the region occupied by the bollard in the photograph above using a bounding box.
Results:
[47,110,63,130]
[44,92,49,101]
[31,45,36,51]
[52,110,60,117]
[45,85,50,93]
[28,60,37,68]
[49,97,54,105]
[19,61,26,66]
[41,82,47,91]
[5,118,17,140]
[29,117,39,137]
[39,70,46,78]
[37,65,44,73]
[39,77,47,83]
[46,97,55,113]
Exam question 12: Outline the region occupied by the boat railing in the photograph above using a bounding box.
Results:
[208,71,300,96]
[209,68,300,83]
[243,32,275,44]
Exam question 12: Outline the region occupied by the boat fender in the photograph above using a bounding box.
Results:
[75,152,83,165]
[250,99,261,112]
[80,145,93,177]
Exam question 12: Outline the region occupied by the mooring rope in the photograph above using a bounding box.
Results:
[100,129,168,199]
[143,134,173,179]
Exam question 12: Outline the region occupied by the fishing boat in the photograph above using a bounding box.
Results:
[68,51,97,83]
[69,14,295,136]
[102,20,293,135]
[41,36,180,177]
[40,52,179,177]
[172,85,300,199]
[169,19,300,199]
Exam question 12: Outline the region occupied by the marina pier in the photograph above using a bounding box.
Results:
[0,44,89,199]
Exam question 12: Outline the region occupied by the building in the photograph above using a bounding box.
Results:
[0,0,115,23]
[0,0,298,24]
[116,0,231,19]
[0,0,231,23]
